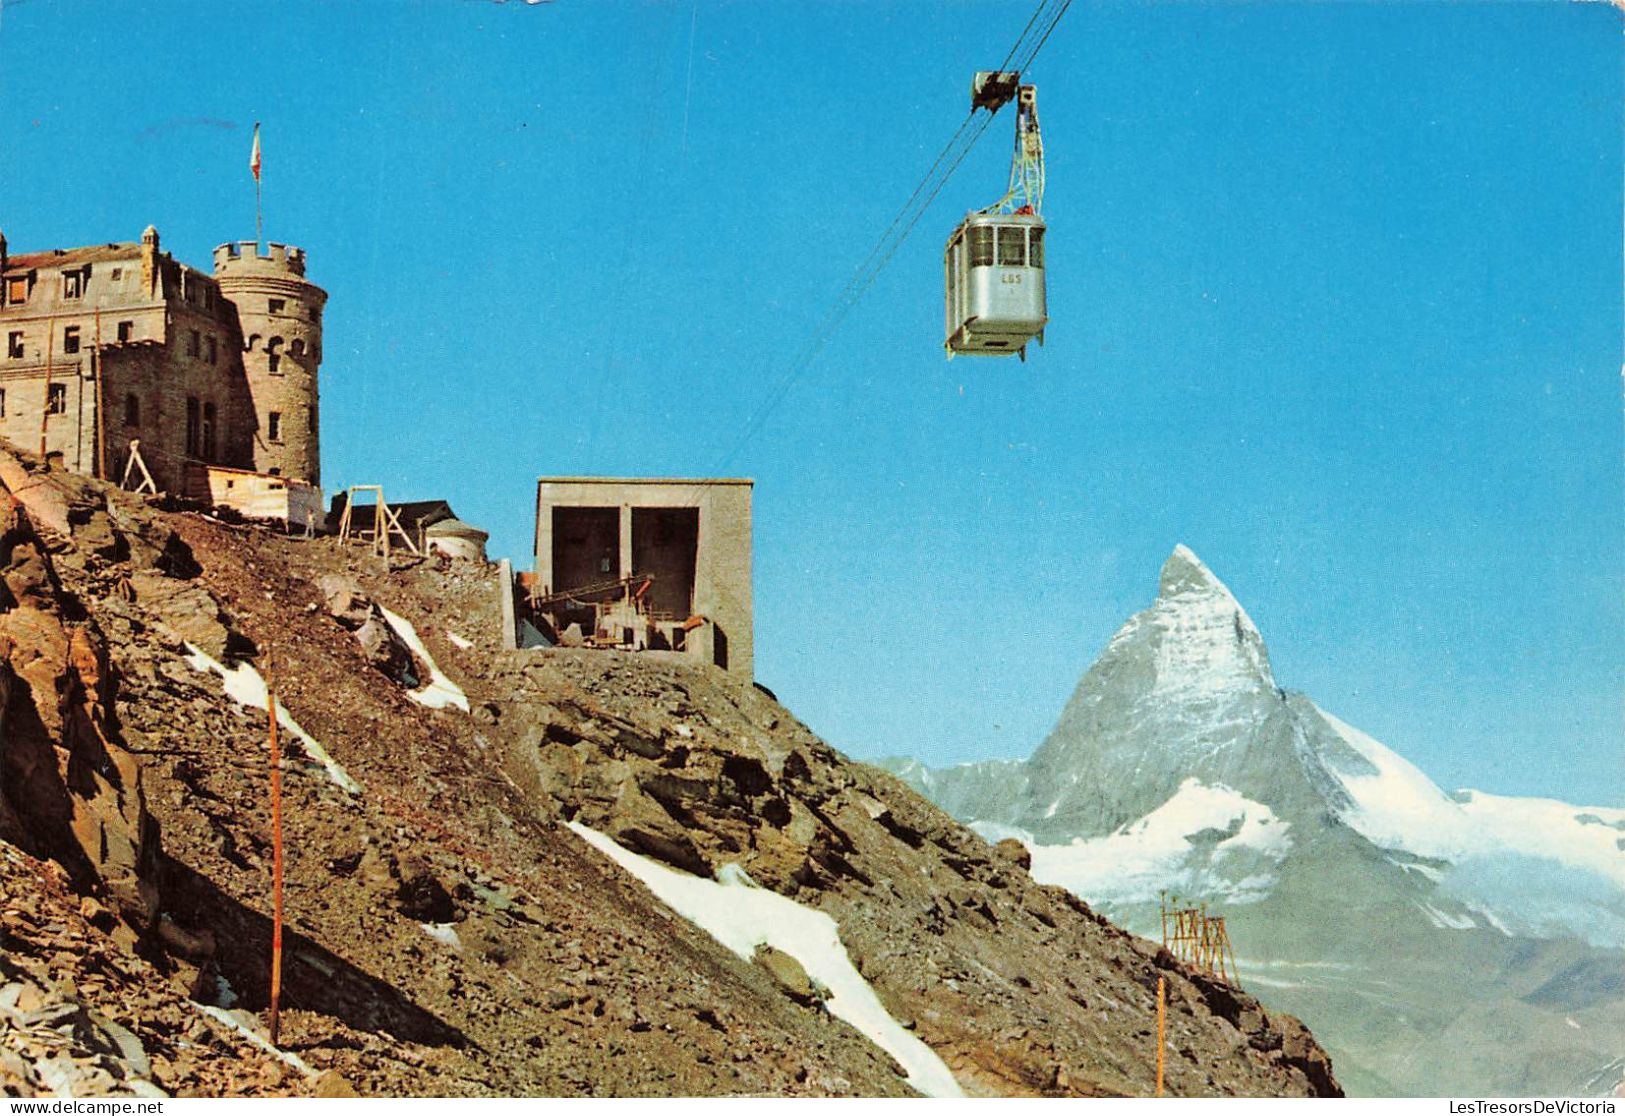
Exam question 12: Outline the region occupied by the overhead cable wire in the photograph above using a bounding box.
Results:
[702,0,1075,477]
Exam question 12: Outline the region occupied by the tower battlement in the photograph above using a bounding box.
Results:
[212,240,308,276]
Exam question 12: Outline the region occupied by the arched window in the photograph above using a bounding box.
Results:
[266,336,284,373]
[289,338,306,358]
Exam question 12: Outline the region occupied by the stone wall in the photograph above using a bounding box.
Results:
[0,230,325,495]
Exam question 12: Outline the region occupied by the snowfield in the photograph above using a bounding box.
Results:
[567,822,964,1098]
[1319,707,1625,947]
[976,777,1292,906]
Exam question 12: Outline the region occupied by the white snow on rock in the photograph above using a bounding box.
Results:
[1416,902,1476,931]
[567,822,964,1098]
[420,922,463,949]
[194,1005,316,1078]
[1319,706,1625,947]
[183,645,360,795]
[1086,544,1276,717]
[1320,707,1625,882]
[446,631,474,651]
[1318,707,1473,858]
[975,777,1292,906]
[379,606,470,712]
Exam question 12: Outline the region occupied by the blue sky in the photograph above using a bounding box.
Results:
[1,0,1619,806]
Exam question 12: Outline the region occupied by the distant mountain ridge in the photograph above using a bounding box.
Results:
[883,545,1625,1097]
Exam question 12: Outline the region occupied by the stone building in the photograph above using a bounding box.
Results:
[534,477,753,677]
[0,226,325,494]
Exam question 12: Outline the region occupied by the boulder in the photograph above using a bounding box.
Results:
[126,571,231,660]
[993,838,1032,872]
[753,944,823,1005]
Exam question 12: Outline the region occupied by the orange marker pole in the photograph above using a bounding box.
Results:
[266,660,284,1046]
[1156,975,1166,1097]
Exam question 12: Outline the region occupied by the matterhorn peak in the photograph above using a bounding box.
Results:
[1158,544,1232,599]
[1144,544,1275,696]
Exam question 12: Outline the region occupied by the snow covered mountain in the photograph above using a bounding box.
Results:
[883,545,1625,1097]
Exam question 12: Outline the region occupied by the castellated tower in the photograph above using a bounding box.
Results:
[212,241,327,484]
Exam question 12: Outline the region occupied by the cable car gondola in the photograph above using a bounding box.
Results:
[945,74,1047,361]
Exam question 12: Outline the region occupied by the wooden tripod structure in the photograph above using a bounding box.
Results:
[336,485,420,559]
[1160,893,1242,988]
[118,440,158,495]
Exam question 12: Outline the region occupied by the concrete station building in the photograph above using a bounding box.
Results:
[534,477,753,677]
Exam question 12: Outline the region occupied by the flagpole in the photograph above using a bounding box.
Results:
[252,121,263,248]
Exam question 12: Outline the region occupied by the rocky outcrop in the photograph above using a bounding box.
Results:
[0,843,300,1097]
[0,451,161,933]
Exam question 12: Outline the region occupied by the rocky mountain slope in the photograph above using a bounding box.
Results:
[886,545,1625,1098]
[0,451,1340,1098]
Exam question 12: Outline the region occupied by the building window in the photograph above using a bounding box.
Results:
[62,271,84,300]
[206,335,217,364]
[110,267,123,281]
[116,320,133,342]
[266,336,284,373]
[202,402,217,461]
[62,326,80,355]
[289,338,305,358]
[185,397,200,457]
[124,394,140,427]
[0,389,7,417]
[188,329,200,357]
[268,298,285,314]
[47,384,66,415]
[268,411,283,442]
[5,277,26,304]
[7,332,22,359]
[184,279,198,304]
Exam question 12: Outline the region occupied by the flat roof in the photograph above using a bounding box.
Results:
[536,476,753,487]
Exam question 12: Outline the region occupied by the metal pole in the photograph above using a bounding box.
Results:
[266,660,285,1046]
[1156,976,1166,1097]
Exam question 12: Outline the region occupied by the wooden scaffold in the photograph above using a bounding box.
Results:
[336,485,420,559]
[1160,892,1242,988]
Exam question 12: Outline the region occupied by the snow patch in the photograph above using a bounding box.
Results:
[567,822,963,1098]
[976,778,1291,906]
[420,922,463,949]
[1416,902,1475,930]
[183,645,360,794]
[379,606,470,712]
[194,1005,316,1078]
[446,630,474,651]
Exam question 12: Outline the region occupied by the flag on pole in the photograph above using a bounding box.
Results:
[250,123,262,182]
